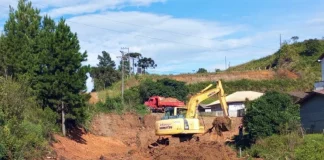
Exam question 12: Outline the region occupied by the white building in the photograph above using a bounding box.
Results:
[199,91,264,117]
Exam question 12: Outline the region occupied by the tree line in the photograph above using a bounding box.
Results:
[90,51,157,91]
[0,0,158,136]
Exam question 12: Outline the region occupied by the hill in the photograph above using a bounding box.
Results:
[94,38,324,104]
[228,38,324,80]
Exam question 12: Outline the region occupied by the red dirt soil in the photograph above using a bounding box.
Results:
[89,92,99,104]
[160,97,182,102]
[150,141,238,160]
[168,70,298,84]
[52,113,243,160]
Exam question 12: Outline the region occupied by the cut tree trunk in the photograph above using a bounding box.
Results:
[62,101,66,136]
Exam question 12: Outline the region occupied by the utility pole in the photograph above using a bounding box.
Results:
[279,34,281,48]
[225,56,227,70]
[279,34,282,68]
[121,47,131,76]
[117,50,127,102]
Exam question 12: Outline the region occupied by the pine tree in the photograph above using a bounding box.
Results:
[98,51,116,69]
[90,51,121,90]
[3,0,42,79]
[48,19,89,136]
[1,0,90,136]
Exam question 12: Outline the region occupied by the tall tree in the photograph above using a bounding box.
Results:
[136,57,157,74]
[49,19,89,136]
[3,0,42,80]
[1,0,89,136]
[90,67,121,90]
[126,52,142,74]
[90,51,121,90]
[98,51,116,69]
[291,36,299,43]
[0,35,7,77]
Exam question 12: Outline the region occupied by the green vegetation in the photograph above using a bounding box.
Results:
[90,51,121,91]
[247,133,324,160]
[197,68,208,73]
[139,78,189,102]
[228,38,324,82]
[232,91,323,160]
[0,0,90,137]
[137,57,157,74]
[0,78,57,159]
[243,91,300,140]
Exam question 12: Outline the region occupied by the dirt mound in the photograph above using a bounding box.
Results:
[212,117,232,132]
[168,70,299,84]
[160,97,181,102]
[201,117,242,143]
[53,133,129,160]
[90,113,162,149]
[89,92,99,104]
[149,141,239,160]
[277,69,299,79]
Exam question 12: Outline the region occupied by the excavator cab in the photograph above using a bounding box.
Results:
[161,107,187,120]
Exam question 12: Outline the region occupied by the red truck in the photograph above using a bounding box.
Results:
[144,96,185,112]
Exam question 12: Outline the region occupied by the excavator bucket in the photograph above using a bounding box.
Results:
[205,116,232,136]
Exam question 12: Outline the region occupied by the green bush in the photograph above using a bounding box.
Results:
[243,91,300,140]
[295,134,324,160]
[247,134,324,160]
[0,78,56,159]
[139,78,189,102]
[248,133,303,159]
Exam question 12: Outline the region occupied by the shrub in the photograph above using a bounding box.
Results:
[295,134,324,160]
[0,78,56,159]
[248,133,303,159]
[243,91,300,140]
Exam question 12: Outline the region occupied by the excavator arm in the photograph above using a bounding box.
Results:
[186,80,229,119]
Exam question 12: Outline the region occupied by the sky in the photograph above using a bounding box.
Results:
[0,0,324,92]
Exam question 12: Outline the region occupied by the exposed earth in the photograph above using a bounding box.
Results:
[51,113,243,160]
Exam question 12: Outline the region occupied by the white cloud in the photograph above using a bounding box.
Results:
[66,11,248,67]
[37,0,166,17]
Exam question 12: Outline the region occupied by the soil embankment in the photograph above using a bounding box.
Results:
[168,70,298,84]
[52,113,243,160]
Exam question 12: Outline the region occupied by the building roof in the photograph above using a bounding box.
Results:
[288,91,309,99]
[204,91,264,107]
[298,89,324,104]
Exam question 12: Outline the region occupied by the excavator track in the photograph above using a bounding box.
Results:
[148,134,199,149]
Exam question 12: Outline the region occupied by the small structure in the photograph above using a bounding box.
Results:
[199,91,264,117]
[314,53,324,90]
[296,53,324,133]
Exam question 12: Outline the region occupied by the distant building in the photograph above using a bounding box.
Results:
[295,53,324,133]
[199,91,264,117]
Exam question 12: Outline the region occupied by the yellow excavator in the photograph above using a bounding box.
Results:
[151,80,231,146]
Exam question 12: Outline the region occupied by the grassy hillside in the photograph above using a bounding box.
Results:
[228,39,324,81]
[96,39,323,104]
